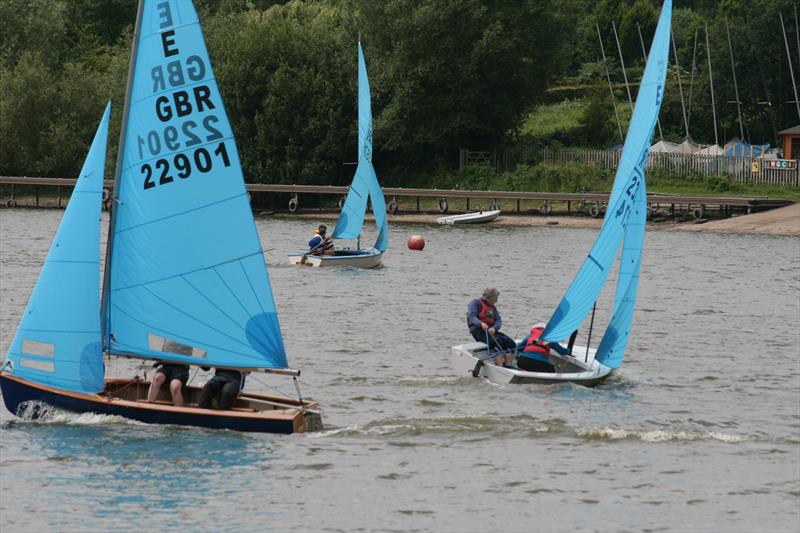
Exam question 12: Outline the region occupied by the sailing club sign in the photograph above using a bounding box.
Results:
[753,159,797,173]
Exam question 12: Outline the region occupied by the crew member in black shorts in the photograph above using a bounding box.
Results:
[146,362,189,406]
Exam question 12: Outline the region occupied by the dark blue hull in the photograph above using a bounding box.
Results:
[0,373,304,433]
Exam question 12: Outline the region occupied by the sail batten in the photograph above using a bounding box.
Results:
[541,0,671,359]
[106,0,287,370]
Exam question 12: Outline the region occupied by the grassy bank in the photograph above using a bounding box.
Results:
[408,162,800,202]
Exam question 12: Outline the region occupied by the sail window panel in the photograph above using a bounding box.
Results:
[21,339,55,357]
[148,333,207,358]
[333,173,369,240]
[19,358,55,372]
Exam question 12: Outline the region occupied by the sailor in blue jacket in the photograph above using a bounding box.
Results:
[308,224,334,255]
[466,287,517,367]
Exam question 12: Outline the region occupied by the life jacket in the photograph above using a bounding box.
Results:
[522,326,550,359]
[309,231,328,251]
[477,299,496,326]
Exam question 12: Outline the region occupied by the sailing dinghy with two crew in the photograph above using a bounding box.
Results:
[449,0,672,386]
[0,0,321,433]
[289,42,388,269]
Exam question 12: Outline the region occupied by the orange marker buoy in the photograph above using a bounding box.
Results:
[407,235,425,251]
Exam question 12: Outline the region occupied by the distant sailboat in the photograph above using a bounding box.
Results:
[289,41,388,268]
[449,0,672,386]
[0,0,321,433]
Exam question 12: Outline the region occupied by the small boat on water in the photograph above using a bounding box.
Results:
[448,0,672,387]
[288,41,388,269]
[0,0,321,433]
[437,210,500,225]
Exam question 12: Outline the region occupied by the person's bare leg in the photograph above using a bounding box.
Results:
[147,372,166,402]
[170,379,184,407]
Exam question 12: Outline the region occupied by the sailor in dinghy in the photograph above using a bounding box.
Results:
[448,0,673,387]
[0,0,322,433]
[288,41,388,269]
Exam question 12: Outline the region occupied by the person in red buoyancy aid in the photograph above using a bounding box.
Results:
[466,287,517,367]
[516,322,571,372]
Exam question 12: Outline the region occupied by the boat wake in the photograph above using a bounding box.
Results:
[309,414,748,444]
[575,426,747,443]
[10,401,141,426]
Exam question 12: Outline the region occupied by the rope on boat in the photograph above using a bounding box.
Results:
[293,377,307,414]
[246,373,292,401]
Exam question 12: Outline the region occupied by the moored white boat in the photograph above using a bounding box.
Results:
[437,210,500,225]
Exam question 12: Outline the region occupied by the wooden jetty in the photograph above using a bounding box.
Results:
[0,176,791,220]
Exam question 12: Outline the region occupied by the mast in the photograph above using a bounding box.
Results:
[687,29,698,134]
[637,22,664,141]
[101,0,144,351]
[612,21,634,111]
[780,12,800,122]
[795,4,800,73]
[670,26,690,138]
[725,18,746,141]
[597,23,624,143]
[705,23,719,147]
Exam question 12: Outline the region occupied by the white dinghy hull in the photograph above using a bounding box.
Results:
[449,341,612,387]
[288,248,383,269]
[437,210,500,225]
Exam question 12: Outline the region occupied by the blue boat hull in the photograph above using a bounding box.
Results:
[0,373,314,434]
[288,247,383,268]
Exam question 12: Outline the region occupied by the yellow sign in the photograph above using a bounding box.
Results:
[751,161,760,173]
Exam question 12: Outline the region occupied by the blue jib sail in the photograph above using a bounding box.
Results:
[333,42,388,252]
[104,0,287,370]
[5,103,111,393]
[595,181,646,368]
[541,0,671,363]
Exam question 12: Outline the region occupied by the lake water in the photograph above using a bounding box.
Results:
[1,208,798,532]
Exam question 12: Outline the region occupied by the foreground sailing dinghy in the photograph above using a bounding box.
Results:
[449,0,671,387]
[288,42,388,269]
[0,0,321,434]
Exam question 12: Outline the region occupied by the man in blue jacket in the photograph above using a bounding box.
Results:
[466,287,516,367]
[308,224,334,256]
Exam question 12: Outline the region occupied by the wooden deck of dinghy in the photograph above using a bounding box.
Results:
[0,373,322,433]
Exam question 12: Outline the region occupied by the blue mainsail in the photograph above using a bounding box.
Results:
[5,103,111,393]
[541,0,671,361]
[333,42,388,252]
[103,0,287,370]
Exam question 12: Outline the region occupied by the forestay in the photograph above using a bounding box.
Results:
[103,0,287,370]
[541,0,672,369]
[333,42,388,252]
[5,104,111,393]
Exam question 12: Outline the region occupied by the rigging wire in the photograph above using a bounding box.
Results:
[637,22,664,141]
[670,26,690,138]
[705,22,720,147]
[597,23,625,143]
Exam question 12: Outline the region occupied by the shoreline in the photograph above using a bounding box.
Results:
[2,201,797,237]
[265,202,799,237]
